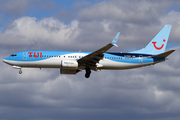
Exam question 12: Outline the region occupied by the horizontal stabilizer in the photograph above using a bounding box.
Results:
[152,50,175,58]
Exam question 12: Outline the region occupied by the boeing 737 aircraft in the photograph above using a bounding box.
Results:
[3,25,175,78]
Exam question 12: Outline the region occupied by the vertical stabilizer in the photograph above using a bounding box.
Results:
[130,25,171,55]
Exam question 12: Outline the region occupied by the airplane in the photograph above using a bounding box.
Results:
[3,25,175,78]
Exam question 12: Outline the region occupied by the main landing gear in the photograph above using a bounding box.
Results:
[85,67,91,78]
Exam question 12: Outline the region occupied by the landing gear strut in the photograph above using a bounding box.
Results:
[85,67,91,78]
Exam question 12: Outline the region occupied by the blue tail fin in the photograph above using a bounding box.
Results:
[130,25,172,55]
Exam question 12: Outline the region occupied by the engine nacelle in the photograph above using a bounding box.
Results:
[60,69,79,74]
[61,60,78,68]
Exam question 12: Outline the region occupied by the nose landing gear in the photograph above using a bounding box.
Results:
[12,66,22,74]
[19,69,22,74]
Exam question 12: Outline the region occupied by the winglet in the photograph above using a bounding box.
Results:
[111,32,120,47]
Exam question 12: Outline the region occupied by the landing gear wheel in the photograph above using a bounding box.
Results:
[85,67,91,78]
[85,73,90,78]
[19,69,22,74]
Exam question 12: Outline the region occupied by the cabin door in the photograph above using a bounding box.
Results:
[22,52,27,60]
[139,55,143,63]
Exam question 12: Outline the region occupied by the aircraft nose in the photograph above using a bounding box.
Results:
[3,59,7,63]
[3,58,9,64]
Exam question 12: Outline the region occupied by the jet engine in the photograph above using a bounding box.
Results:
[61,60,78,68]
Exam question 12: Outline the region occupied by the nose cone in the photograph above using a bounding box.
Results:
[3,59,7,63]
[3,57,9,64]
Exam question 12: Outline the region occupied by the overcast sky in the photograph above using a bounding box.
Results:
[1,0,180,120]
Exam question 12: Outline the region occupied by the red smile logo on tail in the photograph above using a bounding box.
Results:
[152,39,166,50]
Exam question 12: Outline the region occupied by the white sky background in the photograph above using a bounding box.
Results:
[0,0,180,120]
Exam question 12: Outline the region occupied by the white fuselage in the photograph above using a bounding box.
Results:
[3,51,162,70]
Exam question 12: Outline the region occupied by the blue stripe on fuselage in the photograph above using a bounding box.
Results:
[104,53,154,64]
[106,52,152,57]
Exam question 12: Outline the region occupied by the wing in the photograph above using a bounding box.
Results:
[78,32,120,67]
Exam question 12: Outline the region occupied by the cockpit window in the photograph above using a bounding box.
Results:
[10,54,17,57]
